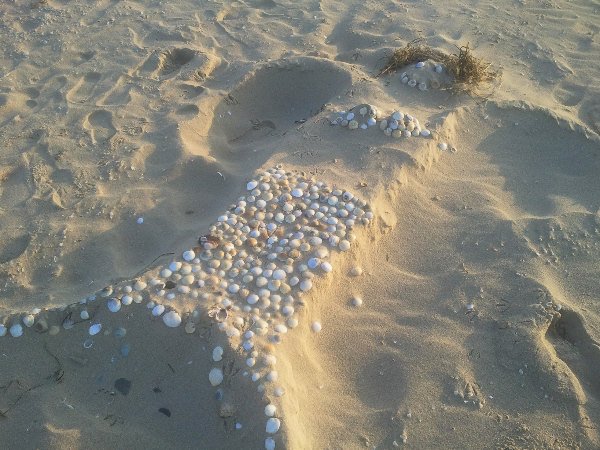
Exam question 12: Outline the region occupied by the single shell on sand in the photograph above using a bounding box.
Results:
[266,418,281,434]
[163,311,182,327]
[0,324,7,337]
[89,323,102,336]
[107,298,121,313]
[265,438,276,450]
[182,250,195,262]
[311,321,322,333]
[10,324,23,337]
[352,296,363,307]
[213,346,224,362]
[23,314,35,328]
[265,404,277,417]
[209,367,224,386]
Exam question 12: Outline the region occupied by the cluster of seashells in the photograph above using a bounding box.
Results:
[0,166,371,450]
[400,60,452,91]
[330,104,431,139]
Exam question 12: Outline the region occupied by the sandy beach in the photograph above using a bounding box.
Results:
[1,0,599,448]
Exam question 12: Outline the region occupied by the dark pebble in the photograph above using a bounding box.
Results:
[159,407,171,417]
[114,378,132,396]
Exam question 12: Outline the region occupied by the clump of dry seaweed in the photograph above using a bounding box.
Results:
[379,39,497,93]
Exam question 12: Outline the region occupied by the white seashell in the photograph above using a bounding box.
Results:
[434,64,443,73]
[160,268,172,278]
[213,346,224,362]
[321,261,333,272]
[152,304,165,316]
[107,298,121,313]
[418,82,427,91]
[415,61,425,68]
[274,324,288,334]
[360,123,368,130]
[348,120,358,130]
[401,76,409,84]
[0,324,6,337]
[438,142,448,151]
[274,387,285,397]
[272,269,286,280]
[182,250,195,262]
[265,404,277,417]
[311,321,322,333]
[121,295,133,305]
[389,120,398,130]
[247,180,258,190]
[307,258,320,269]
[346,112,355,121]
[266,418,281,434]
[23,315,35,328]
[421,129,431,137]
[10,324,23,337]
[352,296,363,307]
[291,188,303,198]
[392,130,402,138]
[392,112,402,121]
[412,129,421,137]
[163,311,181,327]
[246,358,256,367]
[408,79,417,87]
[265,438,276,450]
[403,130,412,137]
[359,107,367,116]
[134,280,147,291]
[300,279,313,292]
[339,240,351,251]
[350,266,363,277]
[209,367,224,386]
[379,119,388,130]
[89,323,102,336]
[287,317,299,328]
[247,294,259,305]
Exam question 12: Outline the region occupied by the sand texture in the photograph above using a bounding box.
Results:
[1,0,600,449]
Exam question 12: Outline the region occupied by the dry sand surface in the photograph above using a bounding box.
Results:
[1,0,600,449]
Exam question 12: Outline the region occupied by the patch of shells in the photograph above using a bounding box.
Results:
[0,166,371,450]
[400,60,453,91]
[330,103,432,138]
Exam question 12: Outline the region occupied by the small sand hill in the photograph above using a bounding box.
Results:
[1,0,600,449]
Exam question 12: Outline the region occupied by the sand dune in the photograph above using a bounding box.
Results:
[1,0,600,449]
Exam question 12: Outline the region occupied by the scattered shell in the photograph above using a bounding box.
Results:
[438,142,448,151]
[352,296,363,307]
[421,129,431,137]
[265,438,276,450]
[209,367,224,386]
[89,323,102,336]
[10,324,23,337]
[107,298,121,313]
[22,314,35,328]
[349,266,363,277]
[415,61,425,68]
[311,321,322,333]
[266,418,281,434]
[264,404,277,417]
[163,311,182,327]
[0,324,7,337]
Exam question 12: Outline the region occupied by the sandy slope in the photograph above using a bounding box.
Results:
[1,0,600,448]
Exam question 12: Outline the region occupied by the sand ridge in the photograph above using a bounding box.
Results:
[1,0,600,448]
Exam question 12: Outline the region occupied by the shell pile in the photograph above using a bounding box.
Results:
[330,104,432,139]
[400,60,454,91]
[0,166,372,449]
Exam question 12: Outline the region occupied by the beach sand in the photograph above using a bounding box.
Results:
[1,0,599,448]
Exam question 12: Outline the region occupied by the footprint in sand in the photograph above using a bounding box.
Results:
[83,110,116,144]
[98,75,133,106]
[553,81,586,107]
[66,72,102,103]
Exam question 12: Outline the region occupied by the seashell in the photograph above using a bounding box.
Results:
[401,76,409,84]
[152,304,165,316]
[359,107,367,116]
[415,61,425,68]
[274,323,288,334]
[392,112,402,121]
[434,64,443,73]
[438,142,448,151]
[266,418,281,434]
[247,180,258,190]
[311,321,322,333]
[360,123,368,130]
[403,130,411,137]
[265,404,277,417]
[107,298,121,313]
[182,250,195,261]
[213,346,224,362]
[265,438,276,450]
[421,129,431,137]
[134,280,147,291]
[291,188,303,198]
[321,261,333,272]
[352,296,363,307]
[346,112,355,121]
[412,129,420,137]
[274,387,285,397]
[0,324,7,337]
[379,119,388,130]
[121,295,133,305]
[349,266,363,277]
[418,82,427,91]
[163,311,181,327]
[392,130,402,138]
[89,323,102,336]
[407,79,417,88]
[23,314,35,328]
[49,325,60,336]
[299,279,313,292]
[10,324,23,337]
[348,120,358,130]
[209,367,224,386]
